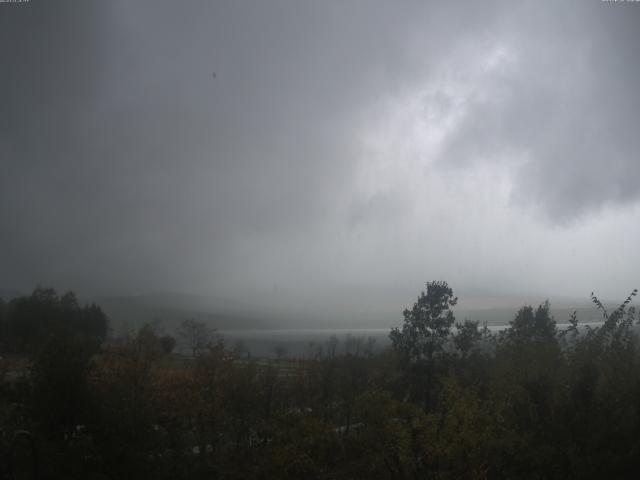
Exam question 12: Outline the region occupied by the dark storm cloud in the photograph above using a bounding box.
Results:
[1,0,418,293]
[1,1,113,289]
[1,0,640,308]
[433,2,640,222]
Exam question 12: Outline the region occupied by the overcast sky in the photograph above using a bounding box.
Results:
[2,1,640,321]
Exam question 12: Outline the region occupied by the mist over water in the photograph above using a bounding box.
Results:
[220,321,608,357]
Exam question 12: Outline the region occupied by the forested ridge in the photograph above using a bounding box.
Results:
[1,282,640,479]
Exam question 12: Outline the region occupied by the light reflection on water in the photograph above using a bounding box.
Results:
[218,322,606,357]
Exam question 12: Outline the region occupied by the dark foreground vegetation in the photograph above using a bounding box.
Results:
[1,282,640,479]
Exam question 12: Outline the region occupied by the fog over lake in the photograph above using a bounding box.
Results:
[220,322,608,357]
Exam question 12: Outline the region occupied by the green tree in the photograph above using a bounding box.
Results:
[453,319,482,359]
[6,287,108,353]
[505,301,556,346]
[389,281,457,365]
[390,281,458,410]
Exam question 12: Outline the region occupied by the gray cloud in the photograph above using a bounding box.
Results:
[2,0,640,317]
[432,2,640,222]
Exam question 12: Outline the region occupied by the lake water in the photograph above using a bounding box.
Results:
[219,322,606,357]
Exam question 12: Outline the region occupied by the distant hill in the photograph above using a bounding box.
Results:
[93,292,272,335]
[454,292,608,326]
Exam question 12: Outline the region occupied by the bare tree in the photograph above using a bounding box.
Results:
[177,319,214,357]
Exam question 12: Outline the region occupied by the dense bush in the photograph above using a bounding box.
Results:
[2,282,640,479]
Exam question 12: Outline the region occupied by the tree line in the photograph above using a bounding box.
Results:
[0,287,108,353]
[1,282,640,479]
